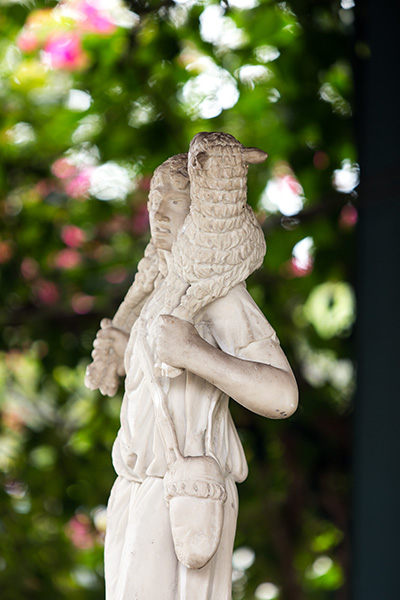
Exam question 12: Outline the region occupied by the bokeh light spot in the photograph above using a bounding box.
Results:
[332,159,359,193]
[90,162,132,201]
[232,546,255,570]
[303,281,356,339]
[255,582,280,599]
[260,168,304,216]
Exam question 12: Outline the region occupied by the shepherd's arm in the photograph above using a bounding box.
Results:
[156,315,298,420]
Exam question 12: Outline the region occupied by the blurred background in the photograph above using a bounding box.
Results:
[0,1,360,598]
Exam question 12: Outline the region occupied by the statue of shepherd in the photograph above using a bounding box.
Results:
[85,132,298,600]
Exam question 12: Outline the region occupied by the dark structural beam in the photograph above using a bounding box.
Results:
[353,1,400,599]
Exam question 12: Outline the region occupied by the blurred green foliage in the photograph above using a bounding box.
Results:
[0,0,357,598]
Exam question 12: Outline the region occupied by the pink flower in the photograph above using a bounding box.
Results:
[80,1,116,35]
[71,293,94,314]
[35,280,60,305]
[61,225,86,247]
[66,514,94,550]
[105,267,128,284]
[339,204,358,229]
[132,204,149,235]
[0,241,14,264]
[2,405,26,433]
[282,174,303,196]
[21,257,39,280]
[65,169,92,198]
[313,151,330,170]
[100,215,130,236]
[290,256,313,277]
[55,248,81,269]
[35,179,56,198]
[281,256,313,279]
[138,175,151,191]
[52,158,78,180]
[17,30,39,53]
[43,32,88,71]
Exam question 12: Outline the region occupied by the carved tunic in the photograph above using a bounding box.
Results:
[105,274,286,600]
[112,276,280,486]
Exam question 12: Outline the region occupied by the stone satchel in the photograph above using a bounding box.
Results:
[140,328,227,570]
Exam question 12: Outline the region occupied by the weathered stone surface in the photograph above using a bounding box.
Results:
[85,133,298,599]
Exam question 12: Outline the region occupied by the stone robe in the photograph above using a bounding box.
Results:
[105,276,283,600]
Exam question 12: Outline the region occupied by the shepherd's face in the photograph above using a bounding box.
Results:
[148,172,190,251]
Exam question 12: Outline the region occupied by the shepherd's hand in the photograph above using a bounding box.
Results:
[92,318,129,369]
[155,314,199,370]
[84,319,129,395]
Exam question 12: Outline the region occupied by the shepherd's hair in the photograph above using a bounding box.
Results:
[112,154,189,332]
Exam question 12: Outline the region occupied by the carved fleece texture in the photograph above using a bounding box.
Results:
[171,132,267,320]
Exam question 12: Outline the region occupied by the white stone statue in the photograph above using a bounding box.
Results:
[85,132,298,600]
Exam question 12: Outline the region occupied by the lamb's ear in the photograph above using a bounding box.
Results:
[193,151,211,169]
[243,147,268,164]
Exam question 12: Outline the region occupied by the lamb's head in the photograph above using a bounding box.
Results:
[188,132,267,180]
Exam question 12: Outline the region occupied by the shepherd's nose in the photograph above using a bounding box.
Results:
[154,200,170,221]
